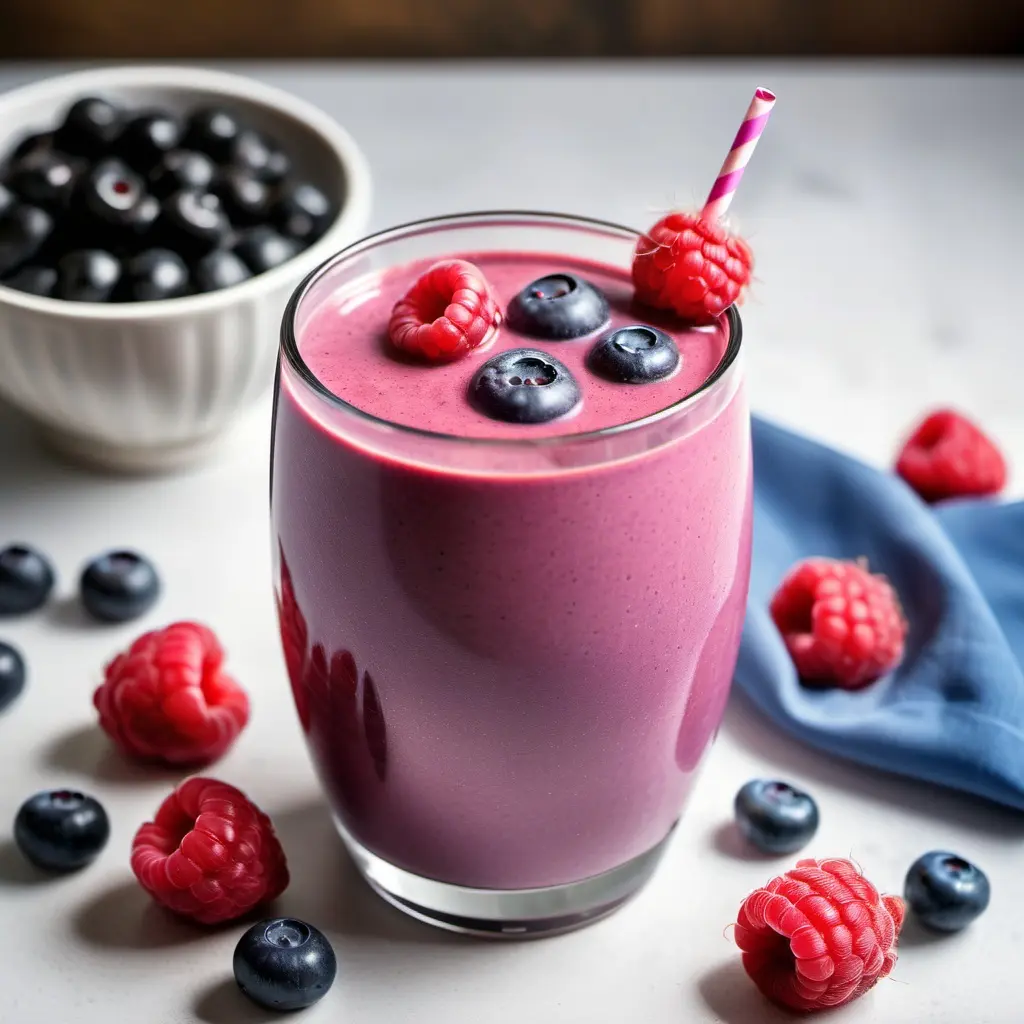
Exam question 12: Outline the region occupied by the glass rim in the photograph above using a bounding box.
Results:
[279,210,743,449]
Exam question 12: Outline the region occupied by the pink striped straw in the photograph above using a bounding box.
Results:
[702,87,776,222]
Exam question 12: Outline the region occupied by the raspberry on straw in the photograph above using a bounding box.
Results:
[633,88,775,324]
[734,857,904,1013]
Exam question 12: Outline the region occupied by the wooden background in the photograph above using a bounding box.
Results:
[2,0,1022,58]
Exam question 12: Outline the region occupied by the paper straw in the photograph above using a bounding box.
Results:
[702,87,776,222]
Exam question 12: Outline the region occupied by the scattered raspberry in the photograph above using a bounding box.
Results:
[895,409,1007,503]
[94,621,249,766]
[388,259,502,361]
[131,777,289,925]
[734,857,904,1013]
[770,558,906,689]
[632,211,752,324]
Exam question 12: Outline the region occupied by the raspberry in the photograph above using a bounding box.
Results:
[734,857,904,1013]
[895,409,1007,503]
[94,621,249,766]
[770,558,906,689]
[131,777,289,925]
[388,259,501,361]
[632,211,752,324]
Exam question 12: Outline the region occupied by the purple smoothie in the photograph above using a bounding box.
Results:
[272,237,751,890]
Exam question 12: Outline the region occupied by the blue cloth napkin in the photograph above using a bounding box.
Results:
[738,416,1024,812]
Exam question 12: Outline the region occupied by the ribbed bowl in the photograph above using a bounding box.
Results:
[0,66,372,472]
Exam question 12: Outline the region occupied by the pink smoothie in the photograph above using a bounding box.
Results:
[272,248,752,890]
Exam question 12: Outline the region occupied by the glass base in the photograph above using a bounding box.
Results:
[334,817,674,939]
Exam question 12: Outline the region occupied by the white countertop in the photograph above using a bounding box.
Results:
[1,61,1022,1024]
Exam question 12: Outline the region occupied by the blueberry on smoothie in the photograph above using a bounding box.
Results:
[471,348,581,424]
[588,325,680,384]
[904,851,990,932]
[14,789,110,871]
[234,917,337,1011]
[80,549,160,622]
[0,543,55,615]
[734,779,819,855]
[507,273,609,340]
[0,640,26,712]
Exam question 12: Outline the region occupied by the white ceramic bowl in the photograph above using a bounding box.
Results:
[0,66,371,472]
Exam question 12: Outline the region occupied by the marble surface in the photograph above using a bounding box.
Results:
[0,61,1022,1024]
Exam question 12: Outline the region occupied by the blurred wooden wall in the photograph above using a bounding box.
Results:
[3,0,1022,58]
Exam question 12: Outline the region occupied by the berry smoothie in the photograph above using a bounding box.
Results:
[272,214,751,898]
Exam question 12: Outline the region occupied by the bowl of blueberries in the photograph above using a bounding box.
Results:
[0,65,371,472]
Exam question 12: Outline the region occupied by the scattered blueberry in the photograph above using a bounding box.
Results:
[272,181,332,243]
[161,189,231,256]
[233,129,290,183]
[116,111,182,171]
[234,225,299,274]
[214,168,271,225]
[14,789,110,871]
[119,249,190,302]
[904,851,991,932]
[471,348,581,424]
[0,543,55,615]
[733,779,820,855]
[54,97,123,157]
[0,203,53,275]
[5,149,84,212]
[233,917,337,1012]
[148,149,216,199]
[193,248,252,293]
[79,549,160,622]
[506,273,609,340]
[588,325,680,384]
[75,158,147,230]
[2,264,57,297]
[0,640,26,713]
[184,106,241,163]
[56,249,122,302]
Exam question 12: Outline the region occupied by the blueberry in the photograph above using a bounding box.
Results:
[905,851,991,932]
[2,264,57,297]
[123,193,161,243]
[120,249,190,302]
[5,149,84,212]
[0,640,26,712]
[507,273,609,340]
[734,779,820,855]
[56,250,121,302]
[0,203,53,275]
[80,549,160,622]
[75,158,148,230]
[233,917,337,1012]
[149,150,216,199]
[184,106,242,163]
[214,168,271,225]
[14,789,110,872]
[234,225,299,274]
[54,97,123,157]
[161,189,231,256]
[233,129,290,183]
[116,111,182,171]
[193,248,252,293]
[8,130,54,165]
[588,325,680,384]
[272,181,332,244]
[471,348,581,425]
[0,543,55,615]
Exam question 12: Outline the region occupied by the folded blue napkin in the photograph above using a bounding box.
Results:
[738,416,1024,812]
